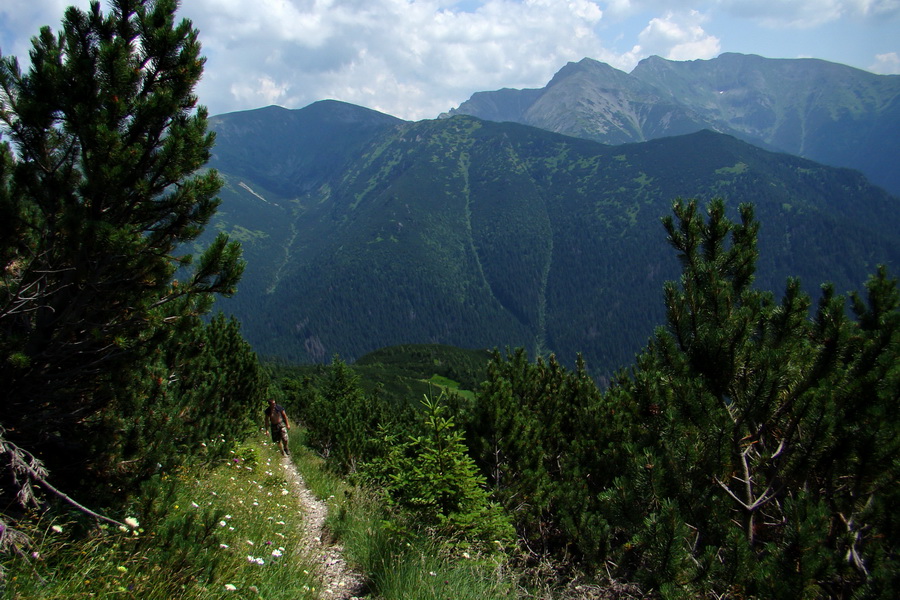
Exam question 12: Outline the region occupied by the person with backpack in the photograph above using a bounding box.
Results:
[264,398,291,456]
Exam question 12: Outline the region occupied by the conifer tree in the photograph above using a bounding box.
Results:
[475,349,603,554]
[370,393,513,547]
[472,199,898,596]
[0,0,245,503]
[302,357,382,473]
[605,198,899,597]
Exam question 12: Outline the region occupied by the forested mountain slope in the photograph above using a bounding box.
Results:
[206,103,900,379]
[447,53,900,196]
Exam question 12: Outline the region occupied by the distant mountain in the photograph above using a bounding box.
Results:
[445,53,900,196]
[209,101,404,197]
[205,102,900,380]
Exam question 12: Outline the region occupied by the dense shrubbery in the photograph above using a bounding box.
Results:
[283,358,514,551]
[284,198,898,598]
[466,199,900,598]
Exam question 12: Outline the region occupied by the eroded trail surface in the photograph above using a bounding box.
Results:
[280,455,367,599]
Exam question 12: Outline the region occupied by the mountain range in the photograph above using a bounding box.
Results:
[446,53,900,197]
[203,53,900,380]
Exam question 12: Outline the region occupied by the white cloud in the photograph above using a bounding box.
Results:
[617,10,720,65]
[869,51,900,74]
[2,1,896,121]
[190,0,611,119]
[600,1,900,26]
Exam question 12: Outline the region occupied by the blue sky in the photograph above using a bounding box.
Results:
[1,1,898,120]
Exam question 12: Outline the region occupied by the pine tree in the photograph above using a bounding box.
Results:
[0,0,244,503]
[301,356,382,473]
[474,348,605,555]
[605,199,900,597]
[371,392,513,547]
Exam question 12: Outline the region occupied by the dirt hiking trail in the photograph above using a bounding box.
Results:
[280,454,367,599]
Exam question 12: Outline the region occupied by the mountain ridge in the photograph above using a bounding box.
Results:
[447,52,900,195]
[204,102,900,378]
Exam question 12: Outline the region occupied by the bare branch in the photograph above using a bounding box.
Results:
[0,427,126,528]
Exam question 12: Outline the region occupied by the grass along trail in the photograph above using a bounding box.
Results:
[0,433,372,599]
[279,451,366,599]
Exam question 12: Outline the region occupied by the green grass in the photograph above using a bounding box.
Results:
[1,437,318,599]
[287,429,517,600]
[3,430,518,599]
[423,374,476,401]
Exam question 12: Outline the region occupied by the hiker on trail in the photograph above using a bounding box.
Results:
[264,398,291,456]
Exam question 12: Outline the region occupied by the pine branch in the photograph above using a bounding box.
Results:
[0,427,126,528]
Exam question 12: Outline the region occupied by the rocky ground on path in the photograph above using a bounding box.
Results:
[280,454,367,599]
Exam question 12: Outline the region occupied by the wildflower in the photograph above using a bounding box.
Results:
[51,525,63,533]
[124,517,140,528]
[220,543,230,549]
[117,566,128,573]
[246,540,255,546]
[429,571,437,577]
[271,549,283,558]
[191,501,199,508]
[219,520,227,527]
[118,525,129,533]
[31,551,40,560]
[225,514,232,519]
[255,557,265,565]
[224,584,237,591]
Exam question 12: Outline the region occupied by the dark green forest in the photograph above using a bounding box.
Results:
[205,107,900,383]
[279,200,900,599]
[2,2,898,599]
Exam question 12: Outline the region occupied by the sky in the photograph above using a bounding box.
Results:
[1,1,898,121]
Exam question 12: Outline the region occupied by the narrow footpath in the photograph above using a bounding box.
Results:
[280,454,367,599]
